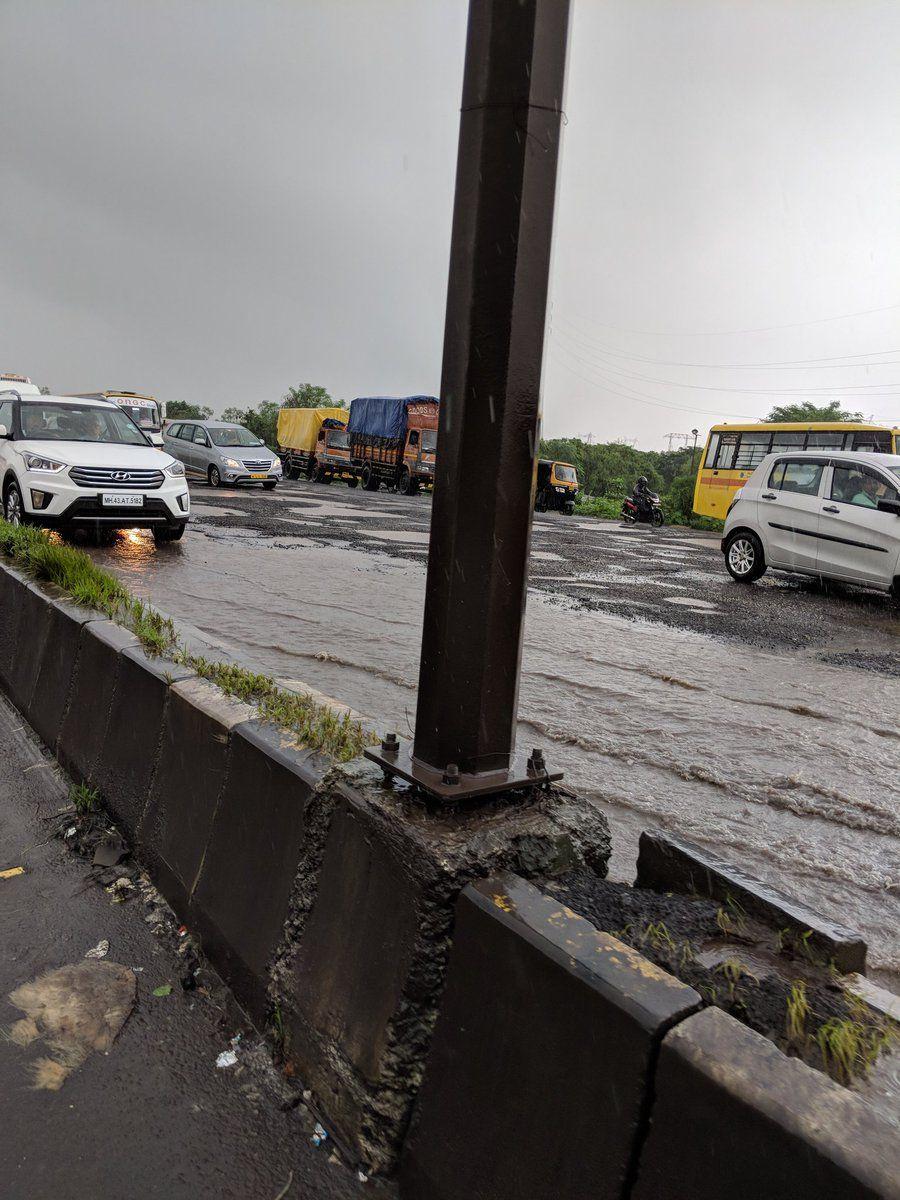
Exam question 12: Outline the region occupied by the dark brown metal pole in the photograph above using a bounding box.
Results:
[412,0,571,787]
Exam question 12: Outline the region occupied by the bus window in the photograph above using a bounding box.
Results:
[769,431,805,454]
[851,431,891,452]
[806,431,845,449]
[703,433,720,467]
[734,432,771,469]
[712,432,739,469]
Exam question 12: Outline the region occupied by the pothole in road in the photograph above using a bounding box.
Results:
[362,529,431,544]
[663,596,720,611]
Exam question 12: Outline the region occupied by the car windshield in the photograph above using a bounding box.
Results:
[555,464,577,482]
[208,426,264,447]
[117,402,160,429]
[20,403,148,445]
[421,429,438,452]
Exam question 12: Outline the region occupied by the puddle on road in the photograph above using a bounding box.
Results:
[664,597,720,611]
[92,528,900,987]
[363,530,431,544]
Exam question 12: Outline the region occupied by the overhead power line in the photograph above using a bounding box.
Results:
[553,310,900,370]
[550,300,900,339]
[550,325,900,398]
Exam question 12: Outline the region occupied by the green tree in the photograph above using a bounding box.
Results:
[220,401,283,448]
[167,400,213,420]
[282,383,338,409]
[764,400,865,423]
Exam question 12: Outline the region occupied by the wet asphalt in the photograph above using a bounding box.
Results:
[183,477,900,675]
[0,695,391,1200]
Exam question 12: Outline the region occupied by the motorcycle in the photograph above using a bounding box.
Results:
[621,491,664,526]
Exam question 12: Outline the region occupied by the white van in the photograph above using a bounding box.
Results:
[0,373,41,397]
[722,449,900,597]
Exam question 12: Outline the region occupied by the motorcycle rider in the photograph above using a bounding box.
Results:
[632,475,652,519]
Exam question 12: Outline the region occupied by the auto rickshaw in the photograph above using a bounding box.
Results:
[535,459,578,514]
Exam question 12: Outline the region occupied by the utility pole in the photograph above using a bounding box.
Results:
[690,427,699,474]
[367,0,571,799]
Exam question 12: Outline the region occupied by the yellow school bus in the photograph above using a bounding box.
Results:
[693,422,900,519]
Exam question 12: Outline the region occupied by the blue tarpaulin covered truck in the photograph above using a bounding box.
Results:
[348,395,439,494]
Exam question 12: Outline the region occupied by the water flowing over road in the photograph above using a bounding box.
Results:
[89,482,900,987]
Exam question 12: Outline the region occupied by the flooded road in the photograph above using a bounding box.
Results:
[88,481,900,987]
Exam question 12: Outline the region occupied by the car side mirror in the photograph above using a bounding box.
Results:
[0,425,8,439]
[877,498,900,516]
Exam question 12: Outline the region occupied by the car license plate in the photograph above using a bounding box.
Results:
[101,492,144,507]
[250,473,268,479]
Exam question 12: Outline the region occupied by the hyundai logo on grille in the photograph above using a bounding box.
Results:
[112,471,132,481]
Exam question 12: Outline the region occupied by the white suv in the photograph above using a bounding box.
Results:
[722,450,900,598]
[0,390,190,543]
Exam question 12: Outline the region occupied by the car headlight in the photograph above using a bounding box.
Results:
[22,452,67,473]
[224,458,242,470]
[270,460,282,473]
[165,461,186,477]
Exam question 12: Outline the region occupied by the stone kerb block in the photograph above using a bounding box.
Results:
[26,589,98,752]
[57,619,140,786]
[138,677,253,918]
[189,720,328,1022]
[92,644,193,840]
[632,1005,900,1200]
[400,873,701,1200]
[281,763,613,1175]
[0,562,32,696]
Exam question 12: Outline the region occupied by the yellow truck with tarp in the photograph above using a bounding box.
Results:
[277,407,348,479]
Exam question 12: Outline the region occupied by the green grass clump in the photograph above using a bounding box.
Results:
[785,980,809,1048]
[184,654,375,762]
[816,1014,896,1085]
[0,519,373,762]
[573,495,622,520]
[70,782,99,815]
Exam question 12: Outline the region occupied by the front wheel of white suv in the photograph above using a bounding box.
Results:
[724,530,767,583]
[4,481,26,527]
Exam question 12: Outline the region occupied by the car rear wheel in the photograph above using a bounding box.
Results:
[725,530,766,583]
[208,465,222,488]
[4,481,24,527]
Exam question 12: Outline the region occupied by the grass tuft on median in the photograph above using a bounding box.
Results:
[0,519,373,762]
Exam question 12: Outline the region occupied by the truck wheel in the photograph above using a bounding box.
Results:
[399,468,418,496]
[361,464,378,492]
[305,460,316,480]
[314,465,327,483]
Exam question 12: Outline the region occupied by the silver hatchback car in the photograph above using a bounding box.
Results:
[163,420,282,489]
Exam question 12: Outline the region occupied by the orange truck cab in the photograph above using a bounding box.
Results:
[313,422,357,486]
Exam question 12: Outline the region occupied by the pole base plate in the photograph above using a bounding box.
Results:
[364,738,563,801]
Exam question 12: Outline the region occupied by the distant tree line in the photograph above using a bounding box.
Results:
[540,401,868,527]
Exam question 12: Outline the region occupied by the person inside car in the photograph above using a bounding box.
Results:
[850,473,880,508]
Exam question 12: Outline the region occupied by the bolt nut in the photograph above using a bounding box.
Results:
[528,748,546,773]
[442,762,460,786]
[381,732,400,755]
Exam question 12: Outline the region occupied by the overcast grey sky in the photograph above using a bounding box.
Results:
[2,0,899,449]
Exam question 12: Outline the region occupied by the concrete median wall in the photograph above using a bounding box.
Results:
[402,874,898,1200]
[0,559,895,1195]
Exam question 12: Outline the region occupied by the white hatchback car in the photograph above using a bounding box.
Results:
[0,389,190,543]
[722,450,900,598]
